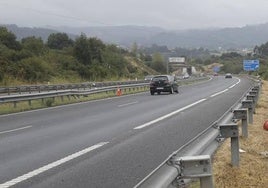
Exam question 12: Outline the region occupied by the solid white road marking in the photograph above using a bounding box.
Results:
[0,126,32,135]
[229,84,236,89]
[134,99,207,130]
[118,101,138,107]
[0,142,109,188]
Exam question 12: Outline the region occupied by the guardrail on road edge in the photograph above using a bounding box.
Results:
[134,81,261,188]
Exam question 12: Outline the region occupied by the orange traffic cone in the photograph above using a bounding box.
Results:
[116,87,122,96]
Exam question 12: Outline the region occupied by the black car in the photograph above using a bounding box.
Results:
[150,75,179,95]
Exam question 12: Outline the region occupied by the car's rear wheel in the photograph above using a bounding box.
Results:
[157,91,161,95]
[150,91,154,95]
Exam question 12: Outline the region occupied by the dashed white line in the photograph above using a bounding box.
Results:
[0,142,109,188]
[134,99,207,130]
[0,126,32,135]
[118,101,138,107]
[210,89,229,98]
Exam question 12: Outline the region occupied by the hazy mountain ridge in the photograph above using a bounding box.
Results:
[1,24,77,41]
[2,23,268,49]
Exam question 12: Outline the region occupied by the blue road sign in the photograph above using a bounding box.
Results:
[243,60,259,71]
[213,66,220,73]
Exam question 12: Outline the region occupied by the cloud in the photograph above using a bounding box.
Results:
[0,0,268,29]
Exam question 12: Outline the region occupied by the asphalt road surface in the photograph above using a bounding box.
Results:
[0,76,254,188]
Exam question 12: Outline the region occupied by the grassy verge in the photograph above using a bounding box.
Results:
[213,80,268,187]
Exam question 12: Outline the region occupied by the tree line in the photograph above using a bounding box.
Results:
[0,26,148,85]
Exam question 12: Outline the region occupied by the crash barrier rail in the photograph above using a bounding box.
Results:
[0,83,149,107]
[0,80,147,96]
[0,77,208,96]
[0,77,209,107]
[135,81,261,188]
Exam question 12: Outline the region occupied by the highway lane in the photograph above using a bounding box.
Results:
[0,76,254,188]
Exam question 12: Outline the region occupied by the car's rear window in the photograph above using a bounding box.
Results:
[152,76,168,81]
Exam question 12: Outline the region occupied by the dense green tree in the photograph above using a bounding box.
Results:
[73,34,92,65]
[0,27,21,50]
[151,53,166,73]
[254,42,268,57]
[220,52,242,59]
[102,47,127,78]
[220,61,243,74]
[0,56,8,82]
[88,37,105,63]
[73,34,105,67]
[21,36,46,56]
[14,57,53,82]
[47,33,73,50]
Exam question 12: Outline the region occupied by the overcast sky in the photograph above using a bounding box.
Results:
[1,0,268,30]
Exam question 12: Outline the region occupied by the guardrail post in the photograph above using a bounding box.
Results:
[252,85,261,104]
[246,95,256,113]
[249,91,257,97]
[242,100,254,124]
[220,124,239,166]
[233,109,248,138]
[253,84,260,93]
[179,155,213,188]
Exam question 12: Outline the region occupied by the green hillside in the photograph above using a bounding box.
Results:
[0,26,157,86]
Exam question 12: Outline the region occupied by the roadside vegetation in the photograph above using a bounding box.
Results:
[0,26,157,86]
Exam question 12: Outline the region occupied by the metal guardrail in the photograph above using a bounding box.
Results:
[0,83,149,106]
[0,77,209,107]
[0,77,208,96]
[0,80,148,95]
[135,81,261,188]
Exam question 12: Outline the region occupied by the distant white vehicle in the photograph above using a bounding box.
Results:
[225,73,232,78]
[182,73,190,79]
